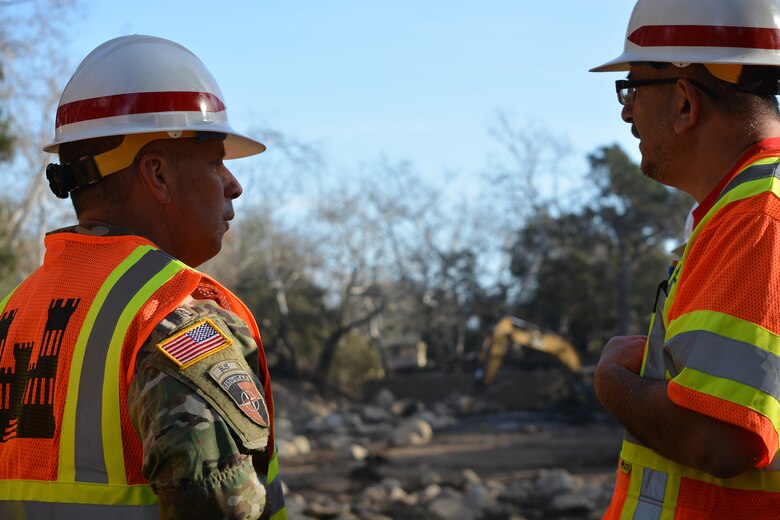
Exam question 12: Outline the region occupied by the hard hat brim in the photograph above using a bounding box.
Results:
[591,47,780,73]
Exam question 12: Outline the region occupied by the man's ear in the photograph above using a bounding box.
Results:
[673,79,702,135]
[136,151,173,204]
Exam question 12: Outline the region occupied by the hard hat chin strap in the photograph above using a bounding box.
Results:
[45,130,227,199]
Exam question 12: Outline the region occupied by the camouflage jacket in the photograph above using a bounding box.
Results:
[55,224,273,520]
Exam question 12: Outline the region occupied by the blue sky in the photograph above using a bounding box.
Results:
[55,1,638,185]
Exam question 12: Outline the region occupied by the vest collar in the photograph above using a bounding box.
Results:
[692,137,780,227]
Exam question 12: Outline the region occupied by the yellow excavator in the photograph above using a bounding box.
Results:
[475,316,581,386]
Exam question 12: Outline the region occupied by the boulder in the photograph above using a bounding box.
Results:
[418,466,443,487]
[428,492,474,520]
[548,492,593,514]
[348,443,370,461]
[391,417,433,446]
[373,388,396,410]
[535,468,582,497]
[291,435,311,456]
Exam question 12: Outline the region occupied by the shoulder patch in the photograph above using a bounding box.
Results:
[208,361,269,427]
[157,317,232,369]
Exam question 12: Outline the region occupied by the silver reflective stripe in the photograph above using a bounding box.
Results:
[629,283,669,446]
[632,468,666,520]
[716,162,780,204]
[644,287,668,379]
[74,249,173,483]
[666,330,780,401]
[634,501,663,520]
[267,474,286,517]
[0,500,159,519]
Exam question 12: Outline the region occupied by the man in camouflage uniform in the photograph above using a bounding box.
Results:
[0,35,286,519]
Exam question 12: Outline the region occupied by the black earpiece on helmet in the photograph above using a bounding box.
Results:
[45,155,102,199]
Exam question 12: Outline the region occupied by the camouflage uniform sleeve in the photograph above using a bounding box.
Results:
[128,297,271,520]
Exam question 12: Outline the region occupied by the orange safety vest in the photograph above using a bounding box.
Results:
[604,148,780,519]
[0,232,284,519]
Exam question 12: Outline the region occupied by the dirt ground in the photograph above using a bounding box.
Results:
[283,415,623,492]
[276,368,625,517]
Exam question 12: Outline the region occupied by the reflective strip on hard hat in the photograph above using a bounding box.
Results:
[56,91,227,129]
[628,25,780,50]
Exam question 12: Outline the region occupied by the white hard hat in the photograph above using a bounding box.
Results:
[44,34,265,159]
[591,0,780,73]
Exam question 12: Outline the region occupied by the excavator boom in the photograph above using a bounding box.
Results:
[478,316,581,385]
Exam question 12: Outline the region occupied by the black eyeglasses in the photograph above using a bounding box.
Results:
[615,77,719,105]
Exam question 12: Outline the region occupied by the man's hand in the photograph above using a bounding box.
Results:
[593,335,646,412]
[597,335,647,374]
[593,334,765,479]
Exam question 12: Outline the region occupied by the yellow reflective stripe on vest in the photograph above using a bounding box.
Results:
[55,245,184,505]
[102,255,187,485]
[0,500,158,519]
[661,473,681,520]
[673,367,780,436]
[673,161,780,276]
[622,440,780,492]
[0,479,157,504]
[710,161,780,217]
[621,464,643,520]
[666,309,780,434]
[60,245,155,482]
[618,466,680,520]
[668,310,780,355]
[266,448,287,519]
[267,447,279,482]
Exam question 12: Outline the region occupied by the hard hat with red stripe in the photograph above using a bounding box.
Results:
[591,0,780,72]
[44,35,265,159]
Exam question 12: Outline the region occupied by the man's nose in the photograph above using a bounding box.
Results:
[621,103,634,125]
[224,167,243,200]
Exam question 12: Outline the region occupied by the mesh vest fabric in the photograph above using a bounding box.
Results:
[604,145,780,519]
[0,232,283,518]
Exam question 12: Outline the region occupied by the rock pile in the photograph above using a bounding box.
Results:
[272,381,617,519]
[284,466,613,520]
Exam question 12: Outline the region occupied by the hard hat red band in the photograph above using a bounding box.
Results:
[629,25,780,50]
[56,91,227,128]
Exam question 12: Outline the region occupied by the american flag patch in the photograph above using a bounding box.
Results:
[157,318,232,369]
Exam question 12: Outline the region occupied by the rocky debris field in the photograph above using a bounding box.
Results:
[271,376,623,520]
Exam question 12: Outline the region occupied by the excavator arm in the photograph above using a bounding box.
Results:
[478,316,580,385]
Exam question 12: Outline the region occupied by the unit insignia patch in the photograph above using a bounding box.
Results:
[208,360,269,426]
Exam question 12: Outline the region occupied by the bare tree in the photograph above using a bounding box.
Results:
[486,111,587,301]
[0,0,79,277]
[203,127,328,377]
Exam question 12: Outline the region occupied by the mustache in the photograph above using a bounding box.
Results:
[631,124,640,139]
